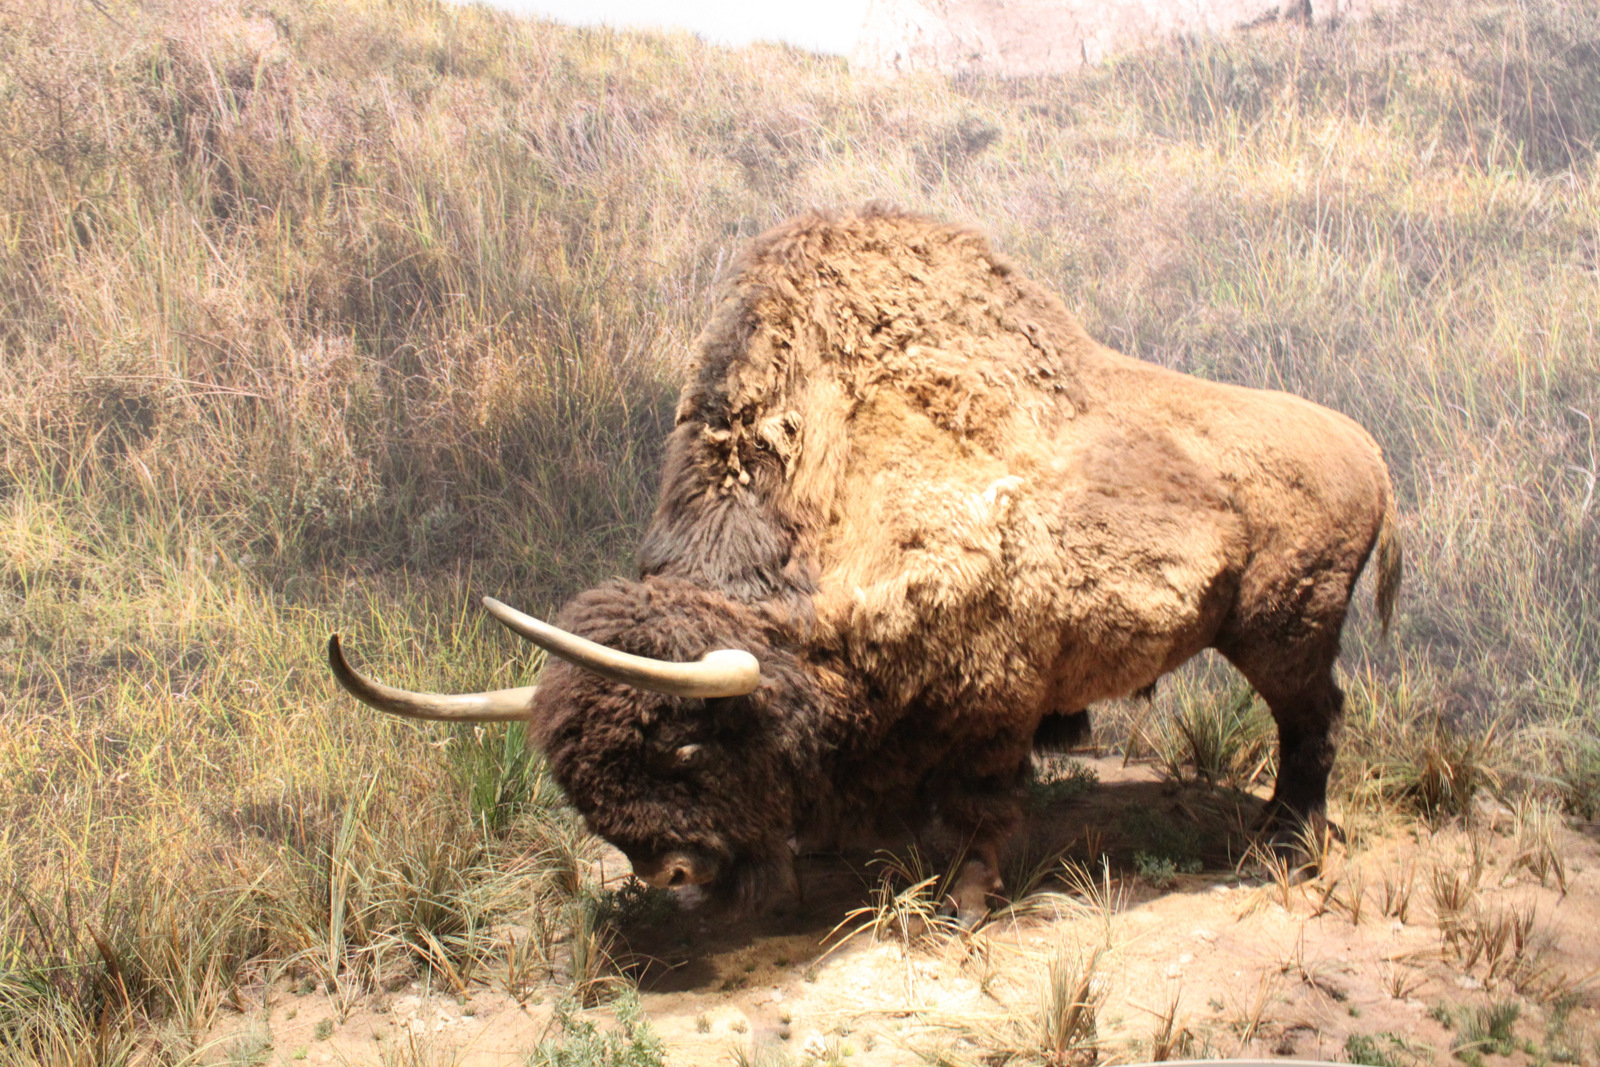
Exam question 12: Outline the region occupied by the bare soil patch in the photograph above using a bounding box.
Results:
[210,757,1600,1064]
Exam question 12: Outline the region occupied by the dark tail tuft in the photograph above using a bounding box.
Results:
[1374,505,1403,634]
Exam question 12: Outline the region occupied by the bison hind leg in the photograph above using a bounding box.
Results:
[1032,709,1092,752]
[1235,661,1347,877]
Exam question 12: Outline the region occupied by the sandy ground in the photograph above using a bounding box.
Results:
[211,758,1600,1065]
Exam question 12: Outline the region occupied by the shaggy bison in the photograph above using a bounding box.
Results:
[330,206,1401,921]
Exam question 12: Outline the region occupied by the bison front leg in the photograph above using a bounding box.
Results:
[923,752,1028,926]
[948,841,1004,928]
[933,794,1023,927]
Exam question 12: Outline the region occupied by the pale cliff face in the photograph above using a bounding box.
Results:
[850,0,1379,76]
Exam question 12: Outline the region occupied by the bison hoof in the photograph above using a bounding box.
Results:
[1254,814,1344,882]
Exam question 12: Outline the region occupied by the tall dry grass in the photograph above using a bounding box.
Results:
[1,0,1597,1055]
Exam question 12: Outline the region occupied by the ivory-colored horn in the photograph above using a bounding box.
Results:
[480,596,761,698]
[326,635,534,722]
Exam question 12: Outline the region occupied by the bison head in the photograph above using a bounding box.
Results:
[328,576,824,909]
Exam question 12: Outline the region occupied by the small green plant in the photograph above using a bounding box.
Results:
[1543,993,1583,1064]
[313,1019,334,1041]
[1029,759,1100,806]
[1345,1032,1404,1067]
[1119,806,1207,871]
[527,991,665,1067]
[1133,851,1201,889]
[592,878,679,928]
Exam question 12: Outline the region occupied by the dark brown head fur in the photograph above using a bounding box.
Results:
[528,577,846,906]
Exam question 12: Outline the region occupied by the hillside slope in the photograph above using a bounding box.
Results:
[1,0,1597,1060]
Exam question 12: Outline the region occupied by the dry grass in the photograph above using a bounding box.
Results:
[944,946,1107,1067]
[1379,858,1418,924]
[2,0,1598,1055]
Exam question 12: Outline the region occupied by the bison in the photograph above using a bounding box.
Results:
[329,206,1401,921]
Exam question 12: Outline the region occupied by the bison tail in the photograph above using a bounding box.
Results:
[1374,504,1403,635]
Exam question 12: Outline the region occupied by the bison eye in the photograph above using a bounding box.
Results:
[645,741,706,776]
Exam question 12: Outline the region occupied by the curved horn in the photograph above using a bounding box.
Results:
[480,596,761,698]
[327,635,533,722]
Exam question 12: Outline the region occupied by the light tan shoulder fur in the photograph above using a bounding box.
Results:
[683,207,1395,743]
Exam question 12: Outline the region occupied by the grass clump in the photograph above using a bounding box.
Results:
[1553,737,1600,821]
[957,947,1106,1066]
[1340,675,1501,825]
[829,850,963,951]
[1452,1000,1525,1064]
[448,721,548,834]
[1148,681,1275,790]
[1035,949,1104,1066]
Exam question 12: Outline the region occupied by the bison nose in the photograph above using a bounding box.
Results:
[632,849,716,889]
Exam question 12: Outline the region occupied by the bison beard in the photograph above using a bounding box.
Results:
[329,205,1402,925]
